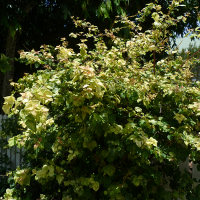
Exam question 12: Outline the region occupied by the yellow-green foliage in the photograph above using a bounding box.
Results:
[2,1,200,199]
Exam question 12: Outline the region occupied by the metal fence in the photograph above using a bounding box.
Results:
[0,115,23,172]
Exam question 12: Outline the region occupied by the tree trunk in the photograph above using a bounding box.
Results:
[0,31,17,113]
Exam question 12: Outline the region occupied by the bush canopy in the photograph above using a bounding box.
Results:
[2,1,200,199]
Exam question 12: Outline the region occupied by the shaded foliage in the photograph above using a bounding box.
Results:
[2,1,200,199]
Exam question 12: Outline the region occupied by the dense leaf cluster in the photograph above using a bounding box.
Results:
[2,1,200,199]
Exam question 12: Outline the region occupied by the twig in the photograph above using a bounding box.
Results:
[153,50,156,75]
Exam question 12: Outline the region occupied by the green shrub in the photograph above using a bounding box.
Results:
[2,1,200,199]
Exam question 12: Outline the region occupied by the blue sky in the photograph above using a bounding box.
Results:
[176,36,200,51]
